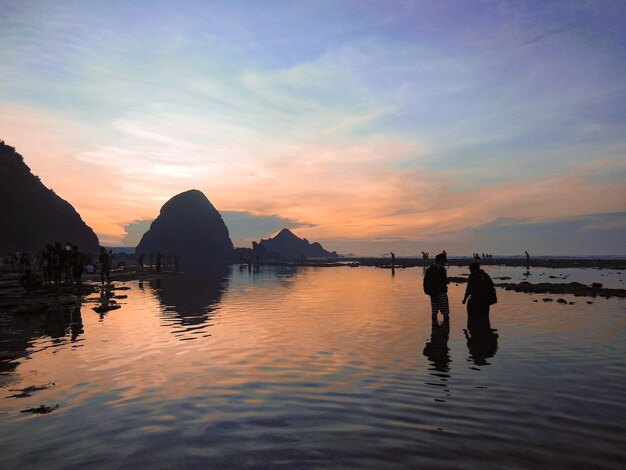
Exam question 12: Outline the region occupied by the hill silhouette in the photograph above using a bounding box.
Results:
[256,228,338,260]
[0,140,100,255]
[135,189,234,270]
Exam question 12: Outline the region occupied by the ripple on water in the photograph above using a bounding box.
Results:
[1,269,625,469]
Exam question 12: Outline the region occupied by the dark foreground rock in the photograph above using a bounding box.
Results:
[0,141,100,255]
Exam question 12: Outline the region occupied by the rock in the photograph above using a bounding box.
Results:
[136,190,233,271]
[543,298,553,302]
[93,305,121,313]
[20,404,59,414]
[591,283,603,289]
[255,228,338,261]
[8,383,55,398]
[0,141,100,255]
[556,298,567,304]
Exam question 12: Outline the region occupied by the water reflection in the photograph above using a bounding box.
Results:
[423,318,451,374]
[150,267,230,327]
[0,303,81,381]
[464,315,499,366]
[423,316,451,401]
[70,300,83,342]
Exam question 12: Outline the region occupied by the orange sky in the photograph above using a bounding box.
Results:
[1,2,625,254]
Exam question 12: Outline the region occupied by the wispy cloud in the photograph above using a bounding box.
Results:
[0,1,624,254]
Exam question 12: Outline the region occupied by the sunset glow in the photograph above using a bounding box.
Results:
[1,1,625,254]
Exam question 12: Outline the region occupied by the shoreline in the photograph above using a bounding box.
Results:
[1,259,625,315]
[260,257,626,270]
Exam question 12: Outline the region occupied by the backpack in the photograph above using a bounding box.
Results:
[423,265,440,296]
[478,271,497,305]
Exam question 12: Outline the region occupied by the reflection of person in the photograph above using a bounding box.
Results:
[70,299,83,341]
[464,315,499,366]
[423,315,450,372]
[423,253,450,323]
[462,262,496,318]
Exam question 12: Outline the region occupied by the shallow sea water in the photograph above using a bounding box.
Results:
[1,265,625,469]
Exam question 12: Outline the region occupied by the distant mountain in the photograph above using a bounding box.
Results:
[256,228,338,260]
[135,189,234,270]
[0,140,100,255]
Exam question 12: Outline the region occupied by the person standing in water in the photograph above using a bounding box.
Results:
[423,253,450,324]
[462,262,497,318]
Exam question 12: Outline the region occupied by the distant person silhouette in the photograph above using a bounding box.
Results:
[390,252,395,268]
[423,253,450,324]
[99,248,111,284]
[138,252,145,272]
[156,252,162,272]
[52,242,63,288]
[71,245,86,292]
[525,251,530,265]
[40,245,53,285]
[462,262,497,319]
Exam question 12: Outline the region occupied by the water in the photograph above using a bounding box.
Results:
[1,266,625,469]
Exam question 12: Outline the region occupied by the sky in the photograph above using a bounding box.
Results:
[1,0,625,255]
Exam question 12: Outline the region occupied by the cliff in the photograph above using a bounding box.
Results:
[135,189,234,270]
[0,140,100,255]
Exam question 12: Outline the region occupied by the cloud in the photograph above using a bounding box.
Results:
[122,220,152,247]
[1,1,624,255]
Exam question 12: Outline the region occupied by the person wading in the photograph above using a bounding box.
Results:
[462,262,497,318]
[423,253,450,325]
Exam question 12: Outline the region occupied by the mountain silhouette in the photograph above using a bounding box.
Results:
[257,228,337,260]
[0,140,100,255]
[135,189,234,270]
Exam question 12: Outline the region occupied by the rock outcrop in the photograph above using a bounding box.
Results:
[135,190,233,270]
[256,228,338,260]
[0,141,100,255]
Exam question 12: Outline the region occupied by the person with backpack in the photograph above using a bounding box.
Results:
[462,262,497,318]
[423,253,450,324]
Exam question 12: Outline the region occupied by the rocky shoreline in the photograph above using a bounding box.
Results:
[258,257,626,270]
[446,276,625,299]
